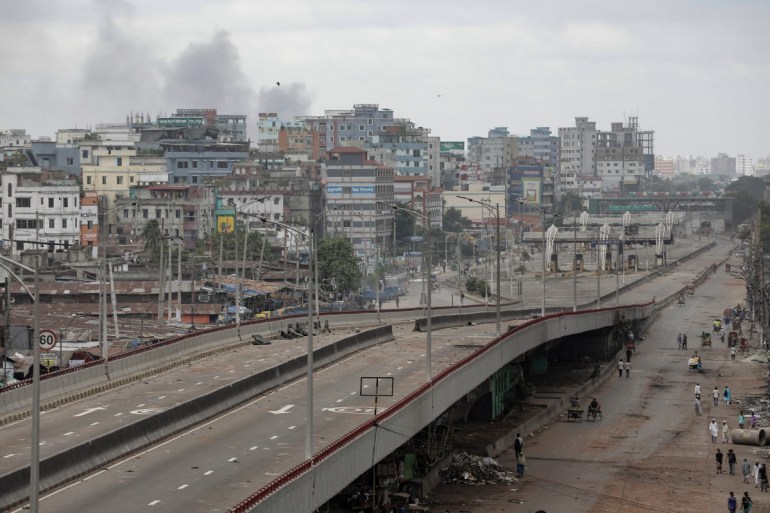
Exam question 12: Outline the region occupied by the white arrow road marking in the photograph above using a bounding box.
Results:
[268,404,294,415]
[74,407,105,417]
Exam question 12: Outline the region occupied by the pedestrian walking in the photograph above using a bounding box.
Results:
[694,397,702,416]
[754,461,761,488]
[723,421,731,443]
[716,448,724,474]
[750,411,758,429]
[720,328,726,344]
[682,334,688,349]
[395,295,400,308]
[677,333,683,349]
[516,451,526,477]
[714,387,720,407]
[695,383,702,398]
[741,491,753,512]
[761,464,769,493]
[724,386,732,405]
[743,459,752,483]
[626,348,632,363]
[739,411,746,429]
[625,359,631,378]
[514,433,523,458]
[728,449,737,475]
[710,419,720,443]
[728,491,737,513]
[618,359,624,378]
[731,346,737,361]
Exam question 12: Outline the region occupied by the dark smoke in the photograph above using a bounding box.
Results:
[257,82,315,119]
[163,31,257,115]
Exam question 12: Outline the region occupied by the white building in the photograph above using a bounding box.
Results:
[558,117,597,193]
[0,167,81,255]
[0,129,31,149]
[736,154,754,176]
[467,128,518,179]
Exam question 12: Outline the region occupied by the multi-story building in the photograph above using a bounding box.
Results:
[595,120,648,194]
[170,108,248,143]
[443,182,506,227]
[370,123,430,182]
[81,138,168,209]
[711,153,736,177]
[162,139,250,185]
[0,129,31,149]
[257,113,308,153]
[29,139,80,176]
[322,147,394,254]
[517,127,560,168]
[0,167,81,255]
[467,127,518,179]
[654,156,676,177]
[558,117,597,193]
[736,154,753,176]
[394,176,442,230]
[112,184,217,249]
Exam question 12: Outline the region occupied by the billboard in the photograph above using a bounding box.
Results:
[81,205,98,223]
[157,117,205,128]
[325,185,375,197]
[217,214,235,233]
[440,141,465,152]
[521,178,541,204]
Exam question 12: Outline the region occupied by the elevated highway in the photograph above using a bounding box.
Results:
[0,241,730,512]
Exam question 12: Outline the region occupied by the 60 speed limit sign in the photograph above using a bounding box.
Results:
[39,329,58,351]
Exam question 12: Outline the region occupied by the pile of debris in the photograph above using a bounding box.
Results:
[439,452,519,485]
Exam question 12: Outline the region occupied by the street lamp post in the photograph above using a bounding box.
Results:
[458,196,501,336]
[390,204,433,381]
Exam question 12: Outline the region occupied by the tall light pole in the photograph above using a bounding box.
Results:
[244,214,316,459]
[233,197,271,327]
[390,204,433,381]
[458,196,501,336]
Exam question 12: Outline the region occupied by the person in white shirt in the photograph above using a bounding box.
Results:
[713,387,719,406]
[695,383,702,398]
[709,419,719,443]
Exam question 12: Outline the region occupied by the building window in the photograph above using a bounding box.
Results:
[117,176,124,185]
[192,161,198,169]
[81,149,89,159]
[142,209,148,219]
[101,176,107,185]
[62,219,67,229]
[367,118,373,125]
[359,125,364,131]
[87,221,93,229]
[63,198,69,208]
[130,176,134,183]
[7,205,11,218]
[217,161,228,169]
[192,176,199,184]
[86,176,92,185]
[16,241,23,251]
[177,161,189,169]
[16,198,31,208]
[274,197,279,205]
[175,209,181,219]
[116,157,123,166]
[6,184,11,197]
[155,209,161,218]
[340,125,346,131]
[49,219,55,229]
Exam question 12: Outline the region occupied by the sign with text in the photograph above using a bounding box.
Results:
[440,141,465,152]
[157,117,205,128]
[39,329,58,351]
[81,205,98,221]
[521,178,541,204]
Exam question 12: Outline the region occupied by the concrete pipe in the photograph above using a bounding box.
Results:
[731,429,767,446]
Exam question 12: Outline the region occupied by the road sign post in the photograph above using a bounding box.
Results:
[39,329,58,352]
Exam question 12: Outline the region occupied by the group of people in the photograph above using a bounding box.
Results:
[617,358,631,377]
[677,333,689,350]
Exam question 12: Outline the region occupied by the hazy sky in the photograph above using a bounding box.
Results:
[1,0,768,160]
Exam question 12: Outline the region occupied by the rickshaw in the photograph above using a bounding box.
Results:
[687,283,695,295]
[688,356,703,373]
[677,294,686,306]
[701,331,712,349]
[728,331,739,347]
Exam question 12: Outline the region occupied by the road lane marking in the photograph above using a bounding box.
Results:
[350,392,355,395]
[228,457,237,462]
[397,366,403,370]
[288,425,296,430]
[204,470,213,476]
[90,422,100,426]
[229,370,235,373]
[4,454,14,458]
[250,446,258,451]
[148,500,160,506]
[268,404,294,415]
[336,399,343,403]
[64,432,74,436]
[74,407,105,417]
[114,413,123,417]
[177,389,185,392]
[158,396,166,400]
[270,435,278,440]
[137,404,145,408]
[195,382,203,386]
[178,484,188,490]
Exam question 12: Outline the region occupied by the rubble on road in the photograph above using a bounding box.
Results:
[439,452,519,485]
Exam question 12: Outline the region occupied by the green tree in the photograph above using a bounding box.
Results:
[443,207,473,232]
[317,236,362,294]
[725,176,767,225]
[142,220,163,262]
[697,177,716,192]
[206,221,272,263]
[393,206,416,254]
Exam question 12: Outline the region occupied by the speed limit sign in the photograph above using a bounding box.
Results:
[39,329,58,351]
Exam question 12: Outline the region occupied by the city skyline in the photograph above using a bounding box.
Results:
[1,0,768,161]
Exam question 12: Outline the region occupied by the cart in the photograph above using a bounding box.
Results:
[566,409,584,422]
[688,357,703,373]
[728,331,739,348]
[701,331,712,349]
[687,284,695,295]
[677,295,686,306]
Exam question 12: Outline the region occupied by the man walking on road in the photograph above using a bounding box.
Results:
[514,433,523,458]
[716,448,724,474]
[728,491,737,513]
[695,383,702,398]
[694,397,702,416]
[710,419,719,443]
[754,461,761,488]
[743,458,752,483]
[741,491,753,512]
[625,359,631,378]
[618,359,624,378]
[728,449,737,475]
[714,387,720,407]
[723,421,731,443]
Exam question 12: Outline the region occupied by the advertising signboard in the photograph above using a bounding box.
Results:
[216,214,235,233]
[521,178,541,204]
[440,141,465,152]
[81,205,98,222]
[157,117,205,128]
